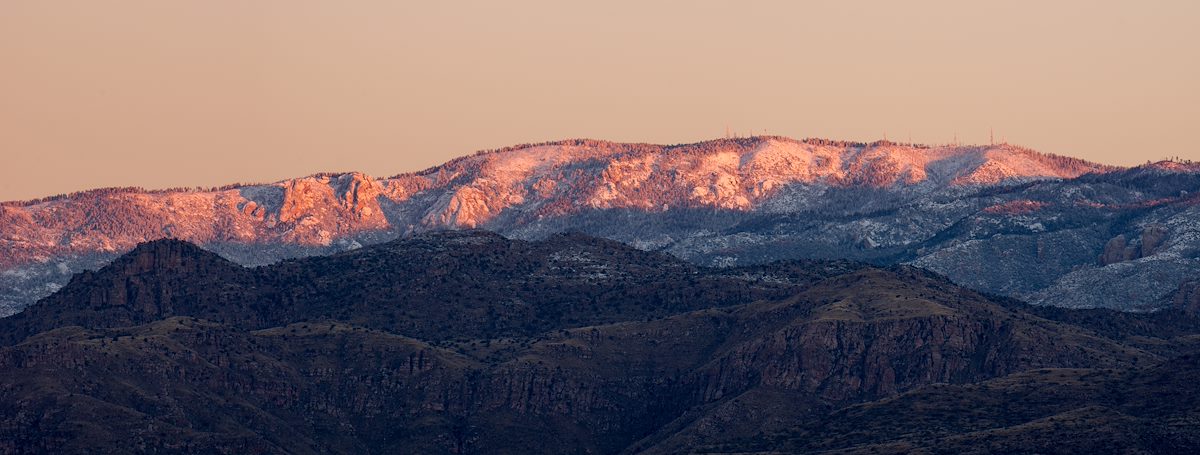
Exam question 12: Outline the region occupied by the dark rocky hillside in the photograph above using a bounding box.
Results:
[1,231,851,344]
[700,354,1200,454]
[2,232,1198,453]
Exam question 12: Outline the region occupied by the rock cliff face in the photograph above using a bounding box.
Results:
[3,234,1194,454]
[4,136,1199,315]
[1173,280,1200,315]
[1099,224,1169,265]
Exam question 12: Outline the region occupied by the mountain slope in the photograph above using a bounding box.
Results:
[0,137,1107,265]
[8,137,1198,316]
[2,234,1198,453]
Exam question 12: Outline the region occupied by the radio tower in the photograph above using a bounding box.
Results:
[990,128,994,146]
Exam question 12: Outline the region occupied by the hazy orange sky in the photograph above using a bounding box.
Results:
[2,0,1197,201]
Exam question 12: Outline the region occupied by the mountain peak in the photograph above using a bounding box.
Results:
[1142,159,1200,173]
[128,237,204,252]
[110,238,236,276]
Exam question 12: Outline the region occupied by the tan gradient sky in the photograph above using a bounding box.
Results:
[2,0,1198,201]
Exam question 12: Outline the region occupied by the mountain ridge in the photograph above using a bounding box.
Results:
[1,136,1114,209]
[2,136,1195,316]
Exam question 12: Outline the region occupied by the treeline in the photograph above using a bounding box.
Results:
[1000,144,1114,172]
[390,135,991,182]
[1147,157,1198,165]
[390,136,945,181]
[3,182,269,207]
[393,138,665,179]
[5,186,159,207]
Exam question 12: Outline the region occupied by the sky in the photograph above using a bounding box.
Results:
[1,0,1197,201]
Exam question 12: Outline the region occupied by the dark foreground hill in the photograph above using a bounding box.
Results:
[1,231,1198,454]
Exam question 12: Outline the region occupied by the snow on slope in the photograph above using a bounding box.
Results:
[0,137,1112,269]
[0,136,1125,315]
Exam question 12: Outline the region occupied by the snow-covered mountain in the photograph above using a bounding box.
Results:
[4,136,1198,315]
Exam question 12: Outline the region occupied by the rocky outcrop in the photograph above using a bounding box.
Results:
[1173,280,1200,315]
[277,172,388,243]
[1098,224,1168,266]
[1100,234,1136,265]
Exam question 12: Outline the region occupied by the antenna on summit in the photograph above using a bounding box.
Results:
[725,125,730,139]
[990,128,994,146]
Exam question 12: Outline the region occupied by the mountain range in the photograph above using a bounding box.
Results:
[3,136,1200,316]
[3,231,1198,453]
